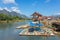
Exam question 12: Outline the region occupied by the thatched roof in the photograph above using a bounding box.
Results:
[31,12,42,16]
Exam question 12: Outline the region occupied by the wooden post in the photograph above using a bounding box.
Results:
[39,20,40,27]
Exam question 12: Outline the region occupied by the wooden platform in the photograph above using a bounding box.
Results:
[19,29,55,36]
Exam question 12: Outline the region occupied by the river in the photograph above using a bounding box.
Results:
[0,21,60,40]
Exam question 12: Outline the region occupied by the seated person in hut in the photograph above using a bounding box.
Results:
[28,18,43,32]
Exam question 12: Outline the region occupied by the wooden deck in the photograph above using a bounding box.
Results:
[19,28,55,36]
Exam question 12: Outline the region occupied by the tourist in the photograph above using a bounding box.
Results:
[28,18,43,32]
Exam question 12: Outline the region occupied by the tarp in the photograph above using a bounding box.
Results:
[29,21,43,27]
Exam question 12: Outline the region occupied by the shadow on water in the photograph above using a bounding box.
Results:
[0,21,60,40]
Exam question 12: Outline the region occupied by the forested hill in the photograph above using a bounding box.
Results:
[0,9,28,20]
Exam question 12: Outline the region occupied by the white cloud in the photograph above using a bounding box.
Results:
[53,13,60,15]
[11,7,21,13]
[0,7,3,10]
[4,7,11,12]
[56,13,60,15]
[32,1,37,7]
[45,0,51,3]
[0,7,21,13]
[3,0,17,4]
[0,7,11,12]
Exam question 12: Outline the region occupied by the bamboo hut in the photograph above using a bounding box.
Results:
[31,12,42,21]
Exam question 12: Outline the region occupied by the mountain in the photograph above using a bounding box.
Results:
[52,15,60,18]
[54,15,60,18]
[0,9,28,18]
[0,9,10,15]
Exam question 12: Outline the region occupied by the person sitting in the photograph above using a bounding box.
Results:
[28,18,43,32]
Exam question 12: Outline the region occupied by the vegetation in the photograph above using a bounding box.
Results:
[0,13,32,23]
[0,13,29,23]
[0,13,25,21]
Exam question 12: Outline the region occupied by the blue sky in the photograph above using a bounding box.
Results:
[0,0,60,16]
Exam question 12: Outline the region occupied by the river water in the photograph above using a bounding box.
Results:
[0,21,60,40]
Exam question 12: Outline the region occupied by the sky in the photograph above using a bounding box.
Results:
[0,0,60,16]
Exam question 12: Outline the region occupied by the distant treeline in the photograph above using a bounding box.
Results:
[0,13,28,20]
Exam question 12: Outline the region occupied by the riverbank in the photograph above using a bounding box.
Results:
[0,20,25,23]
[41,19,60,36]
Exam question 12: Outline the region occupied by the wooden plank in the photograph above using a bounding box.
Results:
[19,29,28,34]
[19,29,55,36]
[16,24,29,29]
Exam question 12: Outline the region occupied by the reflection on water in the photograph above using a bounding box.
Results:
[0,21,60,40]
